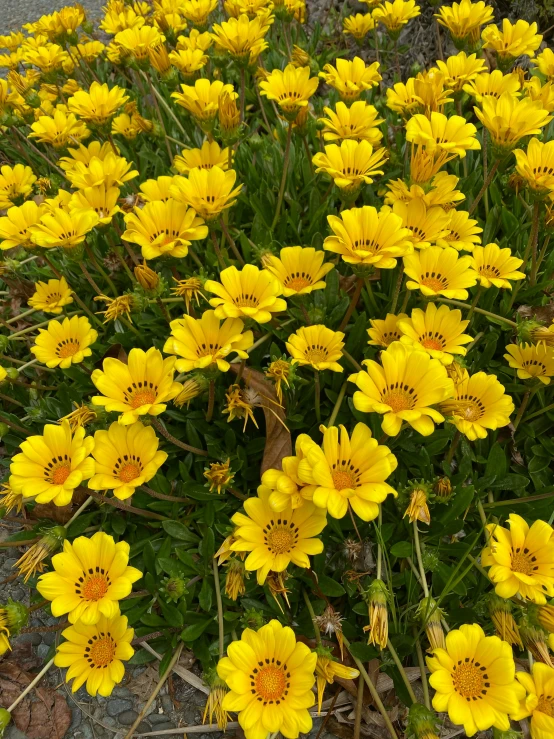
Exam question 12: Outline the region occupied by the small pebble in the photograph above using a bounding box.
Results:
[107,698,133,717]
[18,632,42,646]
[37,643,50,659]
[117,709,139,726]
[160,694,173,713]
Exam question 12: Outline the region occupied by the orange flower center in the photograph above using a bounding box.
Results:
[284,275,311,292]
[57,340,80,358]
[332,470,356,491]
[89,635,116,667]
[383,389,413,412]
[478,265,501,279]
[537,696,554,717]
[266,527,294,554]
[511,550,535,576]
[461,400,483,422]
[82,574,109,601]
[130,389,157,408]
[255,666,286,701]
[119,462,141,483]
[421,275,448,292]
[234,294,259,308]
[51,464,71,485]
[452,660,488,700]
[304,348,327,364]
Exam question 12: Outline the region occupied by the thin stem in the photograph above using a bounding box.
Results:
[206,379,215,423]
[326,381,347,427]
[271,121,293,231]
[413,520,429,598]
[8,657,55,712]
[87,489,167,520]
[13,127,65,176]
[79,261,103,295]
[483,129,489,217]
[314,370,321,424]
[152,418,208,456]
[364,277,379,313]
[436,298,517,328]
[5,307,36,325]
[146,73,173,162]
[435,19,444,61]
[240,67,246,124]
[376,506,383,581]
[9,312,79,338]
[524,402,554,422]
[387,639,416,704]
[338,278,363,332]
[526,201,541,284]
[512,388,535,432]
[342,348,362,372]
[466,286,482,323]
[390,267,404,314]
[67,495,94,526]
[353,674,364,739]
[0,414,28,435]
[212,558,225,659]
[302,135,315,179]
[42,255,103,326]
[210,229,228,270]
[536,234,551,274]
[468,159,500,216]
[414,633,431,709]
[446,429,461,469]
[302,589,322,646]
[219,218,245,265]
[146,76,188,137]
[85,245,117,294]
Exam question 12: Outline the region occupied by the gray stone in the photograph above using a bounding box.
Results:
[136,723,151,734]
[4,726,28,739]
[42,631,56,646]
[102,715,117,728]
[69,703,83,732]
[36,643,50,659]
[149,712,172,724]
[9,587,25,601]
[151,722,176,732]
[107,698,133,717]
[117,709,139,726]
[74,722,95,739]
[160,694,173,713]
[17,632,42,646]
[2,558,17,572]
[112,685,132,699]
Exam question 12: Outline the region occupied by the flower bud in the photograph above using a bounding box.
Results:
[134,262,160,291]
[2,599,29,634]
[488,594,522,648]
[406,702,440,739]
[364,579,389,650]
[0,708,11,736]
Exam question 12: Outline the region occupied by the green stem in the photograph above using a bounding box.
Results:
[445,429,461,469]
[206,379,215,423]
[342,348,362,372]
[9,312,80,338]
[387,639,416,704]
[376,506,383,581]
[364,277,379,313]
[468,159,499,216]
[484,490,554,508]
[466,286,482,324]
[213,558,225,659]
[219,217,245,265]
[302,589,322,646]
[314,370,321,424]
[390,267,404,314]
[436,298,517,328]
[338,278,363,332]
[512,387,536,432]
[326,381,347,427]
[152,418,208,456]
[413,520,429,598]
[5,307,36,325]
[414,633,431,709]
[523,402,554,422]
[528,201,542,286]
[271,121,293,231]
[7,657,55,713]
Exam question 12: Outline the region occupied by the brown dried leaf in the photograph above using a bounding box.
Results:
[32,487,88,523]
[94,342,128,369]
[516,303,554,324]
[230,365,292,473]
[126,664,160,702]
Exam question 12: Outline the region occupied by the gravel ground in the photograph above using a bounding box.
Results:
[0,0,103,34]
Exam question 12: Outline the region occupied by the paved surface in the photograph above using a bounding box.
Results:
[0,0,103,34]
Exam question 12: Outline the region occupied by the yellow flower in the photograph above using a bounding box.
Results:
[205,264,287,323]
[524,77,554,114]
[94,294,135,324]
[318,100,384,146]
[482,19,542,64]
[482,514,554,603]
[286,325,344,372]
[210,14,270,64]
[31,315,97,368]
[474,92,553,151]
[173,140,231,175]
[224,0,273,18]
[59,403,97,432]
[89,422,167,500]
[55,613,134,697]
[365,578,389,650]
[122,199,208,260]
[260,63,319,119]
[263,246,334,296]
[514,138,554,195]
[435,0,494,46]
[259,438,313,512]
[69,185,121,225]
[176,28,213,51]
[404,486,431,524]
[387,70,453,119]
[373,0,420,36]
[217,620,317,739]
[504,343,554,385]
[397,303,472,365]
[111,112,141,139]
[440,209,482,252]
[319,57,381,103]
[65,152,139,189]
[426,623,524,736]
[29,109,89,148]
[170,166,242,221]
[324,205,413,267]
[0,164,36,210]
[443,370,514,440]
[163,309,254,372]
[68,81,128,124]
[37,531,142,624]
[367,312,408,347]
[59,140,115,172]
[390,199,451,250]
[172,78,236,122]
[115,24,165,61]
[71,40,105,63]
[30,207,99,249]
[312,140,388,193]
[148,42,173,75]
[469,243,525,289]
[171,276,206,312]
[169,47,208,78]
[218,90,241,138]
[91,346,182,425]
[0,201,45,250]
[315,652,359,713]
[265,358,293,405]
[463,70,521,103]
[385,172,465,209]
[23,43,69,73]
[435,52,487,92]
[139,175,179,202]
[535,47,554,81]
[0,483,25,516]
[404,246,478,299]
[9,420,95,506]
[173,377,204,407]
[343,13,375,41]
[230,490,326,583]
[181,0,218,27]
[298,423,397,520]
[350,341,454,436]
[204,459,234,494]
[514,662,554,738]
[15,526,66,582]
[100,6,145,35]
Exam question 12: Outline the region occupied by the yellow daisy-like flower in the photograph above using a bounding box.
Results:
[391,199,451,250]
[404,246,477,299]
[111,113,141,139]
[318,101,384,146]
[514,662,554,738]
[504,343,554,385]
[29,109,90,149]
[385,172,465,209]
[217,620,317,739]
[170,167,242,221]
[524,77,554,115]
[435,0,494,47]
[373,0,420,36]
[535,48,554,81]
[69,185,121,225]
[435,52,487,92]
[367,313,408,347]
[169,47,208,79]
[444,370,514,440]
[31,315,97,369]
[59,141,115,173]
[286,325,344,372]
[387,70,454,119]
[426,623,524,737]
[89,422,168,500]
[30,207,100,249]
[210,14,270,63]
[230,490,326,583]
[23,43,69,73]
[324,205,413,268]
[397,303,472,365]
[463,70,521,103]
[181,0,218,28]
[172,78,235,122]
[91,346,182,425]
[163,309,254,373]
[0,164,37,210]
[177,28,213,51]
[406,112,480,175]
[343,13,375,41]
[37,531,142,624]
[68,81,128,124]
[204,459,234,494]
[71,40,105,63]
[259,439,313,512]
[205,265,287,324]
[315,653,359,713]
[312,140,388,193]
[55,613,134,697]
[138,175,179,202]
[482,19,542,64]
[440,209,482,252]
[349,341,454,436]
[224,0,272,18]
[65,152,139,190]
[469,243,525,289]
[122,199,208,260]
[0,201,45,251]
[319,57,381,103]
[263,246,334,297]
[297,423,397,521]
[482,514,554,603]
[115,24,165,61]
[9,420,95,507]
[173,141,231,175]
[474,92,552,151]
[514,138,554,195]
[260,64,319,119]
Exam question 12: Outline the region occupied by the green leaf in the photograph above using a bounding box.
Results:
[390,541,413,558]
[199,578,213,612]
[162,520,199,543]
[439,485,474,526]
[128,648,157,665]
[485,443,507,479]
[200,528,215,563]
[159,600,184,628]
[347,642,378,661]
[181,618,212,642]
[318,574,345,597]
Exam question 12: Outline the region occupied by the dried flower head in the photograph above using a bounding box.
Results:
[171,276,206,313]
[15,525,66,583]
[364,579,389,650]
[94,293,135,323]
[204,458,234,494]
[225,558,247,600]
[488,593,523,649]
[59,402,97,432]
